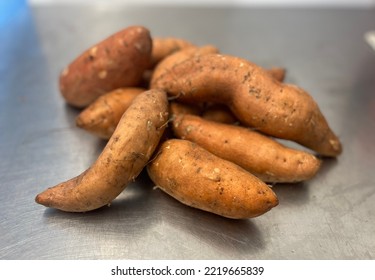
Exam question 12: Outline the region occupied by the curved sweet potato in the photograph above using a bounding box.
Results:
[151,53,342,157]
[35,89,169,212]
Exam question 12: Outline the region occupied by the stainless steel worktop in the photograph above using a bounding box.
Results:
[1,3,375,260]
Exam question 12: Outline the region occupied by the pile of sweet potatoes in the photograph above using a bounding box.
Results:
[35,26,342,219]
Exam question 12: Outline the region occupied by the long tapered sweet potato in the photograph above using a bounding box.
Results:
[147,139,278,219]
[152,44,285,84]
[151,53,342,157]
[173,114,321,183]
[76,87,145,139]
[35,89,169,212]
[59,26,152,108]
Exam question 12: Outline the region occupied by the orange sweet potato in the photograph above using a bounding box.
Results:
[151,45,219,85]
[76,87,145,139]
[147,139,278,219]
[60,26,152,108]
[150,37,195,67]
[173,114,321,183]
[201,104,238,124]
[267,67,286,82]
[35,89,168,212]
[151,53,342,157]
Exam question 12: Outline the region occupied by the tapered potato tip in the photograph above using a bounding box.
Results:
[75,114,85,127]
[35,185,62,208]
[35,193,44,205]
[35,191,52,207]
[35,175,83,211]
[267,67,286,82]
[262,187,279,210]
[271,192,279,208]
[327,135,343,156]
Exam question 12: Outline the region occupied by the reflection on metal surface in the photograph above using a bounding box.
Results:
[364,30,375,52]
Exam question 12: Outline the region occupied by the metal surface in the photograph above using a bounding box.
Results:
[1,4,375,260]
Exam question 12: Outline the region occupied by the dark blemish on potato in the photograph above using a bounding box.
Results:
[249,87,261,99]
[242,71,251,83]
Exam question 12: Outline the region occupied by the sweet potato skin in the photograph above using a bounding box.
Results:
[151,53,342,157]
[169,101,202,117]
[150,37,195,67]
[76,87,145,139]
[201,104,237,124]
[173,114,321,183]
[147,139,278,219]
[59,26,152,108]
[35,89,169,212]
[267,67,286,82]
[151,45,219,86]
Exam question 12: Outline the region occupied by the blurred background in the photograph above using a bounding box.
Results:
[27,0,375,6]
[1,0,375,8]
[26,0,375,7]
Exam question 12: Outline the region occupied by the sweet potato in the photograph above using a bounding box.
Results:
[152,45,219,85]
[147,139,278,219]
[169,101,202,117]
[59,26,152,108]
[140,38,197,88]
[201,104,237,124]
[170,102,237,125]
[76,87,145,139]
[151,53,342,157]
[173,114,321,183]
[150,37,195,67]
[267,67,286,82]
[35,89,169,212]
